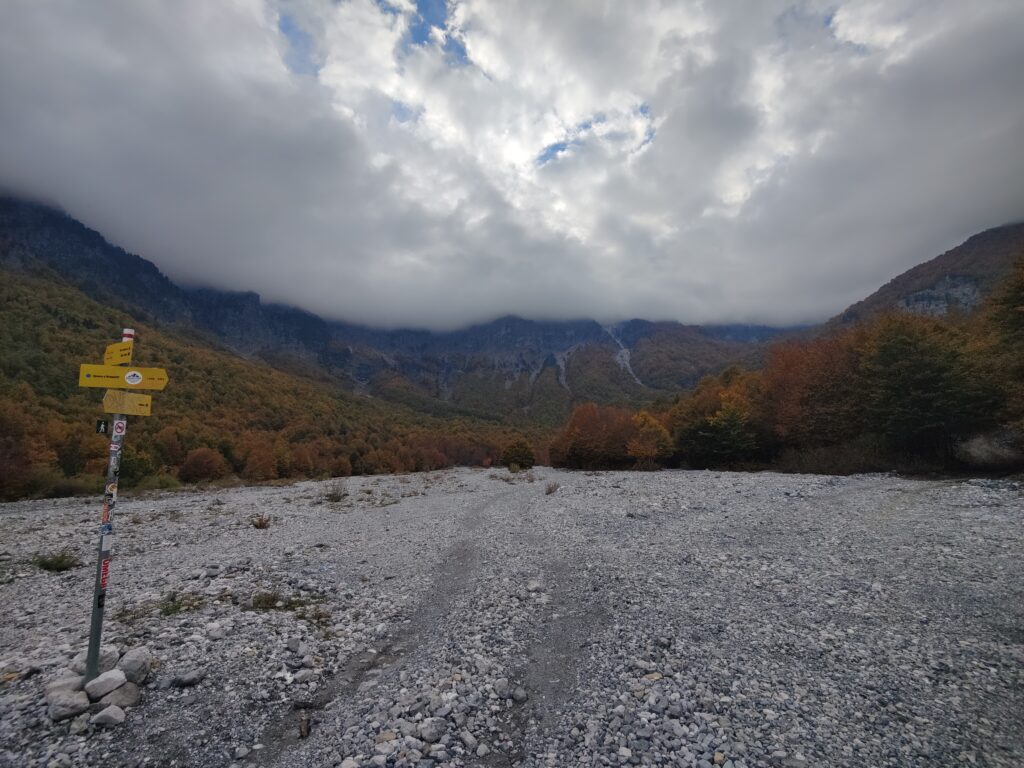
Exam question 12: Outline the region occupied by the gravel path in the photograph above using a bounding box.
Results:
[0,468,1021,768]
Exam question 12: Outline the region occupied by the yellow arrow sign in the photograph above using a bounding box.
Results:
[79,364,169,391]
[103,341,133,366]
[102,390,152,417]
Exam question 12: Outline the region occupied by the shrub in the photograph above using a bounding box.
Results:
[178,447,229,483]
[250,514,272,529]
[502,439,535,470]
[545,481,559,495]
[33,549,80,572]
[133,473,183,492]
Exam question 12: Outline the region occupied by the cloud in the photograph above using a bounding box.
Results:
[0,0,1021,329]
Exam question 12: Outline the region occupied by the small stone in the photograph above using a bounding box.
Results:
[206,623,226,640]
[235,747,250,759]
[418,717,447,743]
[84,669,126,701]
[493,678,510,697]
[619,746,633,758]
[476,743,490,757]
[172,669,207,687]
[512,686,528,703]
[292,669,316,684]
[90,704,126,726]
[69,712,90,735]
[714,752,726,765]
[340,759,358,768]
[526,579,543,593]
[47,690,90,722]
[376,730,398,743]
[460,730,478,750]
[118,647,153,684]
[100,681,140,709]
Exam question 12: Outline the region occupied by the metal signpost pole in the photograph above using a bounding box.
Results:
[84,328,134,682]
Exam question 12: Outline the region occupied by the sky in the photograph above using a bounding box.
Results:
[0,0,1022,330]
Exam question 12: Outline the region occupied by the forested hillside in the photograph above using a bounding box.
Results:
[550,257,1024,473]
[0,267,542,500]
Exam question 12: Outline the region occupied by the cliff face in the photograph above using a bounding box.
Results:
[832,222,1024,325]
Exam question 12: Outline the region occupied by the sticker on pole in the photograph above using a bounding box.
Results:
[112,419,126,436]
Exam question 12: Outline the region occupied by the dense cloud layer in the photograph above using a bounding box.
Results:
[1,0,1022,329]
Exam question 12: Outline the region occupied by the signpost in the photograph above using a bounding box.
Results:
[78,329,169,682]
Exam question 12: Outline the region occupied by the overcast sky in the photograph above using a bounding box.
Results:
[1,1,1022,329]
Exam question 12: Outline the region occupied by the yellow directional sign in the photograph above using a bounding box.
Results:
[79,364,169,391]
[103,341,133,366]
[102,390,152,417]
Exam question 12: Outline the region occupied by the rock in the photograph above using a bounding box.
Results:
[172,669,206,687]
[512,686,528,703]
[84,669,126,701]
[71,645,118,675]
[89,704,126,726]
[526,579,543,593]
[100,681,140,709]
[235,746,250,759]
[493,677,510,697]
[459,730,478,750]
[69,712,90,735]
[418,717,447,743]
[46,689,90,722]
[206,622,226,640]
[45,676,84,696]
[619,746,633,758]
[340,759,358,768]
[293,669,317,684]
[117,647,153,684]
[476,743,490,757]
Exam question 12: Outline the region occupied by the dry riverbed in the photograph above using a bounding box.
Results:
[0,468,1022,768]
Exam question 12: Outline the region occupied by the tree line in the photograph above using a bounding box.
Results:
[550,257,1024,473]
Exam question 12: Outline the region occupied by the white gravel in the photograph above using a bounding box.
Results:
[0,468,1021,768]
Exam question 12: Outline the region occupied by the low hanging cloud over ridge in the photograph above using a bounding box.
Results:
[0,0,1022,330]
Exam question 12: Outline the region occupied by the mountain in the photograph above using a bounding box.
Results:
[0,197,766,424]
[831,222,1024,326]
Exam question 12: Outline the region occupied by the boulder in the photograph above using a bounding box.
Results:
[45,676,84,697]
[84,669,126,701]
[70,645,118,675]
[46,690,90,722]
[117,646,153,684]
[90,704,126,726]
[99,681,140,709]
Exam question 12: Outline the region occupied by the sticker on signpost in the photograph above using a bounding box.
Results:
[113,419,126,436]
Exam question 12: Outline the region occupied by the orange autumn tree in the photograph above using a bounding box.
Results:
[626,411,672,469]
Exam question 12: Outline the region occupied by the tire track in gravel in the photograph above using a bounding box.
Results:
[483,499,611,767]
[257,488,511,766]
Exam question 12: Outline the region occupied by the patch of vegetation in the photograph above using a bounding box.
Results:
[545,481,559,495]
[250,513,272,529]
[159,590,204,616]
[250,590,309,611]
[32,549,80,572]
[323,479,347,503]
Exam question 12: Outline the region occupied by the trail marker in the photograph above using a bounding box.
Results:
[95,420,108,435]
[78,364,168,391]
[78,328,169,682]
[102,390,152,417]
[103,341,133,366]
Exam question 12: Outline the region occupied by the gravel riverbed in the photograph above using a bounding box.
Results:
[0,468,1021,768]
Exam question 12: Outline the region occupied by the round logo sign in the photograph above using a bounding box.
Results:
[124,370,143,385]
